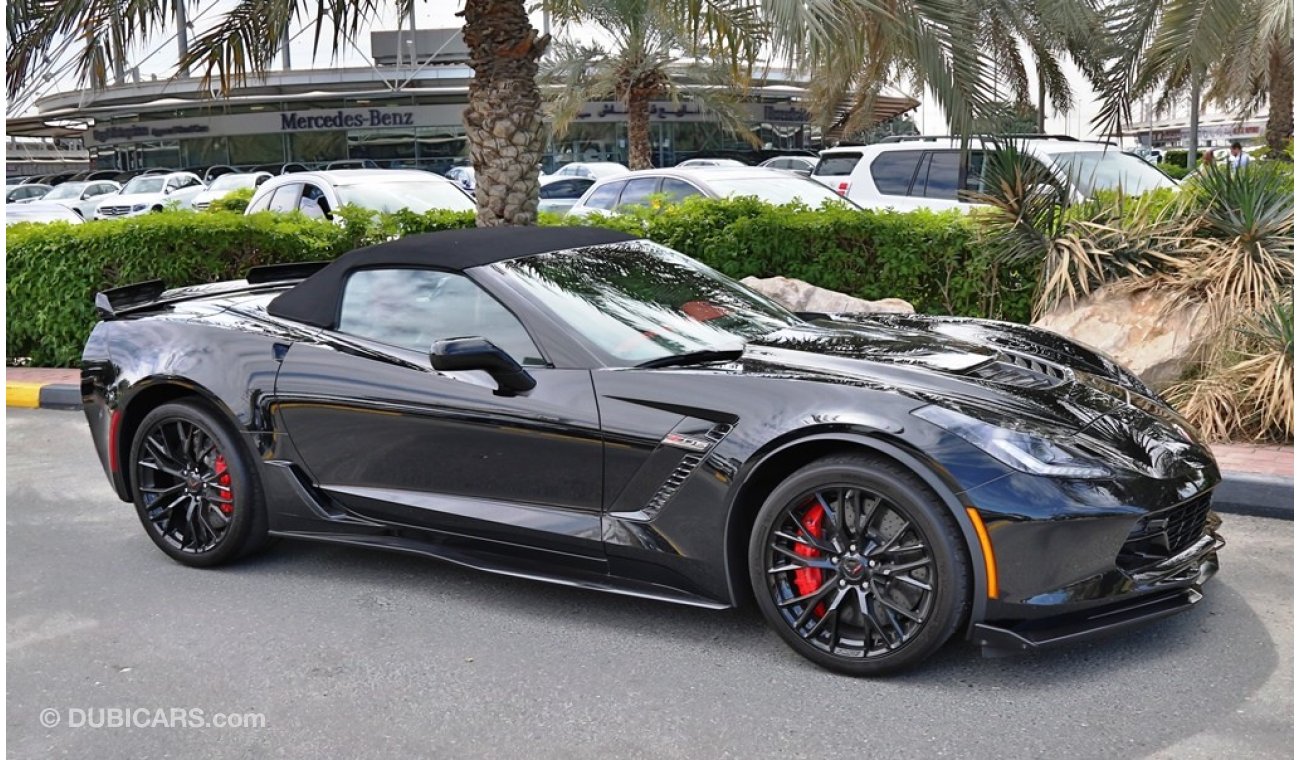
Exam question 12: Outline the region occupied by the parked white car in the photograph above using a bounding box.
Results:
[94,172,207,219]
[33,180,122,219]
[549,162,630,180]
[189,172,273,211]
[6,201,84,225]
[810,136,1180,212]
[567,166,855,217]
[245,170,475,219]
[538,175,596,215]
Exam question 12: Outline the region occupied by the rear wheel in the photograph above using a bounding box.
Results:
[129,401,268,567]
[749,454,970,675]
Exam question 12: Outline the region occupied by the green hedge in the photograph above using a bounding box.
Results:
[7,201,1035,366]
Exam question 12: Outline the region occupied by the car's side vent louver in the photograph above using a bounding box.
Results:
[642,423,734,519]
[969,354,1069,390]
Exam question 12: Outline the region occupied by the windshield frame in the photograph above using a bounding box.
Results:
[480,239,804,369]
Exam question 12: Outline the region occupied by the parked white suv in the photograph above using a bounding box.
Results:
[94,172,206,218]
[810,136,1179,212]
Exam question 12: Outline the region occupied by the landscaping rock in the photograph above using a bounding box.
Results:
[741,276,914,315]
[1032,285,1214,388]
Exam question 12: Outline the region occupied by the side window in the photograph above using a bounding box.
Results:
[583,181,624,210]
[916,151,961,199]
[337,269,544,365]
[660,178,703,202]
[268,184,304,213]
[869,151,924,195]
[617,177,660,208]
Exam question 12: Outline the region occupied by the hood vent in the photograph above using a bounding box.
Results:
[968,354,1069,390]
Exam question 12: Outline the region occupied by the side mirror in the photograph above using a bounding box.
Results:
[430,337,535,395]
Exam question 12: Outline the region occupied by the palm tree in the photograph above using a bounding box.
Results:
[1206,0,1293,158]
[1092,0,1293,161]
[802,0,1101,139]
[539,0,761,170]
[6,0,1014,224]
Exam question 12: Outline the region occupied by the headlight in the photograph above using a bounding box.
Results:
[913,405,1110,479]
[132,204,147,212]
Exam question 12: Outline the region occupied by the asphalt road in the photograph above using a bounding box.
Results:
[7,408,1294,759]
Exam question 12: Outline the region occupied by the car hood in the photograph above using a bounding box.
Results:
[727,314,1204,463]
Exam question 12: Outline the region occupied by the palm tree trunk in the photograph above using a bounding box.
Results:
[627,96,653,170]
[1265,46,1293,159]
[461,0,549,226]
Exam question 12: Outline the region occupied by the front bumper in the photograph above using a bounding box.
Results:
[972,531,1223,654]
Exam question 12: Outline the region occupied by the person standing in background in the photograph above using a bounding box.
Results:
[1228,141,1252,170]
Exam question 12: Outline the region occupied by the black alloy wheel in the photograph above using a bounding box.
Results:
[129,401,268,567]
[750,454,970,675]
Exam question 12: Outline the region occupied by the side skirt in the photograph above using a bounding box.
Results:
[268,528,730,610]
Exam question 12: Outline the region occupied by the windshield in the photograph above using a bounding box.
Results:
[336,181,475,213]
[122,177,166,194]
[41,183,88,200]
[1050,151,1177,196]
[708,178,852,208]
[496,240,801,364]
[208,173,260,191]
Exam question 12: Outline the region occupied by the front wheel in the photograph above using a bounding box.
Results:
[749,454,971,676]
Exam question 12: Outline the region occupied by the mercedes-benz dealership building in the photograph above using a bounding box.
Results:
[6,29,918,176]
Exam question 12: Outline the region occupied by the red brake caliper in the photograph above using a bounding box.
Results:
[792,501,827,617]
[213,455,234,515]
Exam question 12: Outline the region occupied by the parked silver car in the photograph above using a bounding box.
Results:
[34,180,122,219]
[189,172,273,211]
[567,166,856,217]
[5,184,52,204]
[538,175,596,215]
[550,161,630,180]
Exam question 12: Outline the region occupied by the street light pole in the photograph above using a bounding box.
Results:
[175,0,190,77]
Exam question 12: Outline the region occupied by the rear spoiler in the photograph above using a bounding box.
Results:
[94,261,328,319]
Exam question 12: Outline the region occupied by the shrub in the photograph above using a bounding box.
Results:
[7,211,360,366]
[206,187,256,213]
[1161,164,1192,180]
[7,201,1033,367]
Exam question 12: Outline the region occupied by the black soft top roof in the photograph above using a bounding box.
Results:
[267,226,638,328]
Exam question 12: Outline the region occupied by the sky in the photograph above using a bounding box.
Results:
[15,0,1188,142]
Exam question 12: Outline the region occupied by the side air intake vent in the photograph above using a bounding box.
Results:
[641,423,734,518]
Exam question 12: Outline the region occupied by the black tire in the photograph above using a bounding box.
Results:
[128,401,269,567]
[748,453,971,676]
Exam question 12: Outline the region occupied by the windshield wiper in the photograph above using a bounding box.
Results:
[636,347,745,369]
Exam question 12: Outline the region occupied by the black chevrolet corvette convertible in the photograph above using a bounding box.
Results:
[81,226,1223,675]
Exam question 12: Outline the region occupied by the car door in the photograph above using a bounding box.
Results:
[273,266,605,559]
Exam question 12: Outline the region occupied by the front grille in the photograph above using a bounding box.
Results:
[192,201,211,211]
[968,358,1067,390]
[1117,493,1214,572]
[98,204,133,217]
